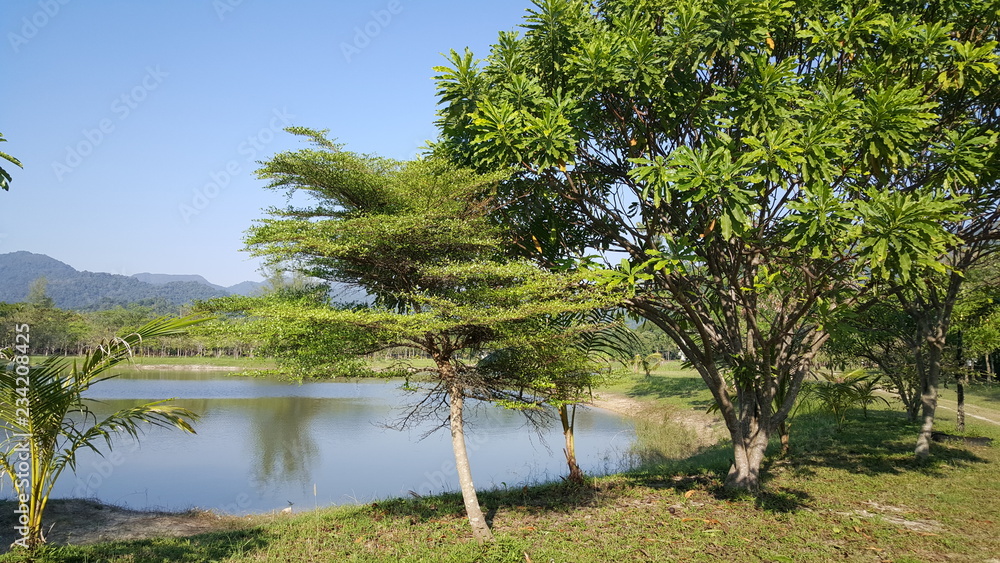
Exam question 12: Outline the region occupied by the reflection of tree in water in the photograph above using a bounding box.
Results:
[246,397,322,488]
[247,396,391,491]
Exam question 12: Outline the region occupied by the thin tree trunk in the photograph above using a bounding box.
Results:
[956,376,966,433]
[447,381,493,543]
[559,404,584,485]
[778,421,789,457]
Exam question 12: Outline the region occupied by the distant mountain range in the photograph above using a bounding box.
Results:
[0,251,266,310]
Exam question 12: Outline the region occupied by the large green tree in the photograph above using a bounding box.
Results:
[434,0,996,490]
[207,128,602,542]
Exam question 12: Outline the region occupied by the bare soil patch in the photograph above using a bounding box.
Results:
[0,499,247,553]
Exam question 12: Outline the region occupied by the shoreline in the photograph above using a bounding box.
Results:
[130,363,247,371]
[0,389,714,552]
[587,392,647,417]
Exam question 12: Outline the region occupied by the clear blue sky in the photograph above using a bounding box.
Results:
[1,1,529,287]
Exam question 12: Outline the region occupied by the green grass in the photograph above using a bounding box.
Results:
[130,356,276,369]
[3,367,998,562]
[937,379,1000,409]
[600,360,716,409]
[29,355,277,370]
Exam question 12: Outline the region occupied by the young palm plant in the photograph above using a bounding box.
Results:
[804,369,891,431]
[0,315,205,549]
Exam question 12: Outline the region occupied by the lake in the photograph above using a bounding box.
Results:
[44,369,637,514]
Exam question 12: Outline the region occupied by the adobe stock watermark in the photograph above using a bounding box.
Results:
[7,0,71,53]
[51,66,169,182]
[178,107,295,223]
[340,1,403,63]
[212,0,247,22]
[9,323,32,549]
[70,439,141,498]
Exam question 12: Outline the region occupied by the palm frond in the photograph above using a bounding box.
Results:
[0,132,22,191]
[56,401,197,474]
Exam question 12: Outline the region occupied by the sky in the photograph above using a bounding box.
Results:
[1,0,530,287]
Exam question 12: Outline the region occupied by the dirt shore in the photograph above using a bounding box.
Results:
[590,393,726,448]
[0,499,249,553]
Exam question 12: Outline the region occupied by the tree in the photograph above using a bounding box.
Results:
[944,254,1000,431]
[0,131,21,191]
[207,128,602,542]
[825,302,924,421]
[955,258,1000,378]
[26,278,54,309]
[477,311,634,485]
[3,290,89,356]
[0,316,203,548]
[433,0,993,490]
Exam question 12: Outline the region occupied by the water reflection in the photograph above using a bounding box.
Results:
[246,397,321,488]
[44,370,635,514]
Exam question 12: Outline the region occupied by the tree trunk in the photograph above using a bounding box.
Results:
[446,381,493,543]
[915,327,945,460]
[778,420,790,457]
[906,400,920,423]
[559,404,584,485]
[956,376,965,433]
[723,385,772,493]
[725,421,769,493]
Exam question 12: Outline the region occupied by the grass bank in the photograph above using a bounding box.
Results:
[2,368,997,562]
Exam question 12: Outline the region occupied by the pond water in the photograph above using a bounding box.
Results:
[42,370,636,514]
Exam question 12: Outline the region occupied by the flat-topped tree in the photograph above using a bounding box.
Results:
[432,0,993,491]
[232,128,601,542]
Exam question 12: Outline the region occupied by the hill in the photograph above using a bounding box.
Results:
[131,272,227,291]
[0,252,236,310]
[0,251,367,309]
[131,272,265,296]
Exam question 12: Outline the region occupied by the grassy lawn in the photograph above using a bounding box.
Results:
[129,356,276,369]
[600,360,715,410]
[2,367,997,562]
[28,355,277,370]
[937,379,1000,410]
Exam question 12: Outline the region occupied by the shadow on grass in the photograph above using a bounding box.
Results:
[372,479,606,526]
[0,527,271,563]
[777,409,991,480]
[627,374,716,408]
[621,408,992,515]
[627,375,706,401]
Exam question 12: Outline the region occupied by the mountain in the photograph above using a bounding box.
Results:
[226,280,267,296]
[132,273,268,296]
[131,272,227,291]
[0,252,248,310]
[0,251,370,309]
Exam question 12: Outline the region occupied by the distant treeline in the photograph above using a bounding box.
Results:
[0,300,255,358]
